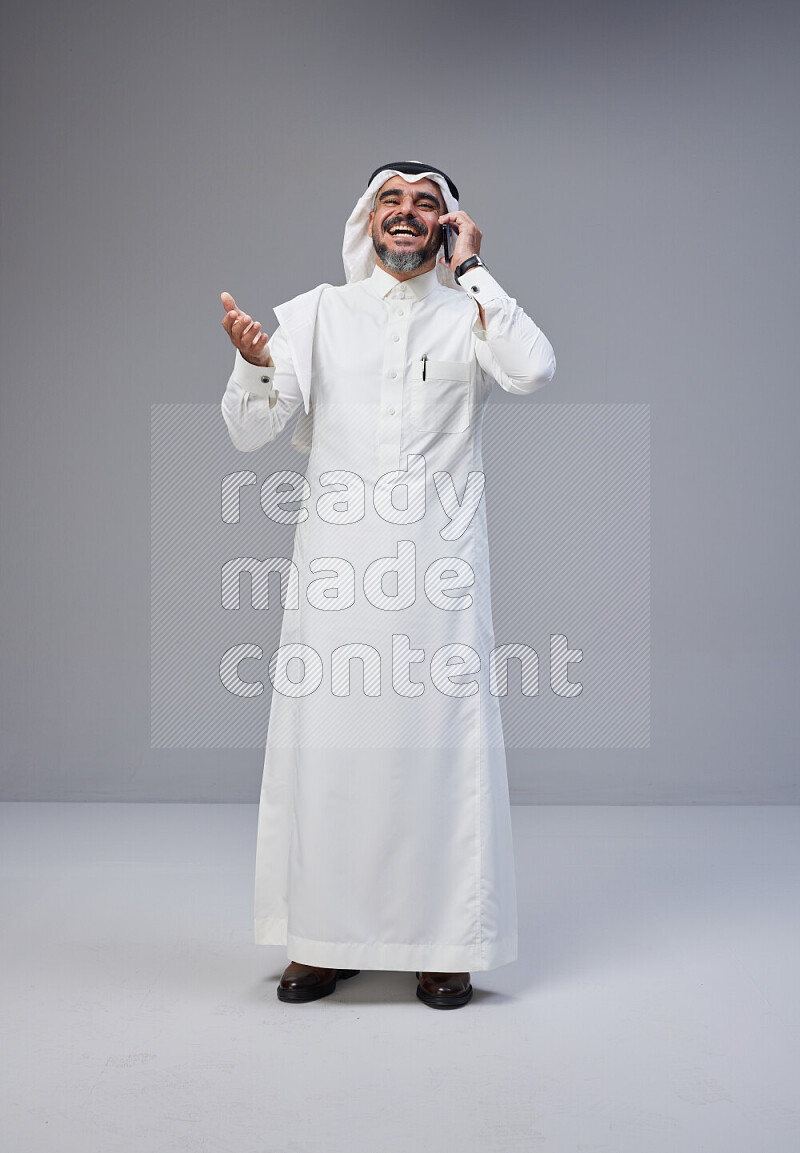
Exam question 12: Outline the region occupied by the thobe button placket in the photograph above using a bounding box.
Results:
[378,286,411,474]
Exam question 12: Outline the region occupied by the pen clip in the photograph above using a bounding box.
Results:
[421,354,427,381]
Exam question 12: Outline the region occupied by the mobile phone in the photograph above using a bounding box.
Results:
[442,222,457,264]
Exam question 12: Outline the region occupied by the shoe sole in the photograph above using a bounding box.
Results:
[277,968,360,1003]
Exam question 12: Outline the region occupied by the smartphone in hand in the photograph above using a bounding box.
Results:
[442,222,458,265]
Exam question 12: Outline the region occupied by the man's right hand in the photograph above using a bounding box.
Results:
[220,291,271,367]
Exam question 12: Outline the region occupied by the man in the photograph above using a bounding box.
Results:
[220,162,556,1009]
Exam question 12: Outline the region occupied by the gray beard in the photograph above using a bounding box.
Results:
[373,224,441,273]
[373,241,429,273]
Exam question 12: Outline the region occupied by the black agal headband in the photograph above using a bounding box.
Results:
[367,162,459,202]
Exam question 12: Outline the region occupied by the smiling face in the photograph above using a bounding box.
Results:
[368,175,445,278]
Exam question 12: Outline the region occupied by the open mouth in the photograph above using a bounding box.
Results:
[385,223,424,239]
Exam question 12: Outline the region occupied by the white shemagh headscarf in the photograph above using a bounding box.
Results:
[342,164,460,290]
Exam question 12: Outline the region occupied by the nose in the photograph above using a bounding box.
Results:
[398,194,417,216]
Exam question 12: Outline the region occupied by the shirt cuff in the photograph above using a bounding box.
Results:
[232,349,276,398]
[456,264,507,306]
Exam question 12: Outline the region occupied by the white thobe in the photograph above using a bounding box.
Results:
[221,262,555,971]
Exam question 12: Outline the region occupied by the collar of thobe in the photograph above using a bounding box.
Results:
[362,264,440,302]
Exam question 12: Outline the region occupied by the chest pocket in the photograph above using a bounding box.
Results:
[409,359,472,434]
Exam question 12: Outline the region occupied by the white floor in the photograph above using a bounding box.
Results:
[1,803,798,1153]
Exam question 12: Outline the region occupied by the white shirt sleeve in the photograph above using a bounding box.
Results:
[220,326,305,452]
[460,266,557,395]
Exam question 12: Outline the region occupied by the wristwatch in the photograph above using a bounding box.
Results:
[454,254,487,282]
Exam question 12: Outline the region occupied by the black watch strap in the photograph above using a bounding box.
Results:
[454,254,485,282]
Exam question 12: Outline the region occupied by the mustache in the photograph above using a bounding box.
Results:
[382,215,427,236]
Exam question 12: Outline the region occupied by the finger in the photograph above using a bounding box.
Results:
[241,320,262,350]
[240,323,261,353]
[247,322,266,348]
[220,291,238,313]
[229,319,249,348]
[232,313,252,337]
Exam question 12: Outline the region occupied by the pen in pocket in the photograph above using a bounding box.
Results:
[421,354,427,381]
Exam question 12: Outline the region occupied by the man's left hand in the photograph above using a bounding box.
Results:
[438,209,482,272]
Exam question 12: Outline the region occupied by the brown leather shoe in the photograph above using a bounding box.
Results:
[277,961,360,1003]
[416,971,473,1009]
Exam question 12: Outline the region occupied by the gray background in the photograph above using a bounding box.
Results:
[1,0,796,802]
